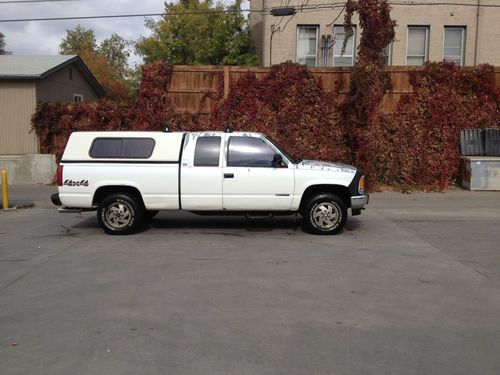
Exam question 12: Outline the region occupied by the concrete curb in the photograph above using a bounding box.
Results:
[2,201,35,211]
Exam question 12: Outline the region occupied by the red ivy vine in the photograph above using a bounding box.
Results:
[343,0,396,186]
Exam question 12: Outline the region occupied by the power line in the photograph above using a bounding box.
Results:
[0,0,78,4]
[0,9,263,23]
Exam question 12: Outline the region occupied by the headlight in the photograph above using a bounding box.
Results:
[358,175,365,195]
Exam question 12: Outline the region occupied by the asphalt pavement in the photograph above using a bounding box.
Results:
[0,187,499,375]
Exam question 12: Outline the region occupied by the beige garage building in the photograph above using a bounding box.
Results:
[0,55,104,183]
[0,55,104,155]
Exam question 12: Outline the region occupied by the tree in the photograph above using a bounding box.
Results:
[98,34,131,79]
[59,25,97,55]
[135,0,259,66]
[78,49,130,100]
[0,32,10,55]
[59,26,131,99]
[123,64,143,100]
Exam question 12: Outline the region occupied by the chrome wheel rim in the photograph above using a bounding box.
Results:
[311,202,340,229]
[105,202,132,228]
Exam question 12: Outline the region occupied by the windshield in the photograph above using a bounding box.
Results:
[265,136,302,164]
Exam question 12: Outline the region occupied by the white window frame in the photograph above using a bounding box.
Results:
[296,25,319,68]
[73,94,83,102]
[332,25,357,67]
[383,42,393,66]
[443,26,465,66]
[406,26,430,66]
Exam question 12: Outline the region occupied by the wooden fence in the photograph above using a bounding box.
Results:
[166,65,500,115]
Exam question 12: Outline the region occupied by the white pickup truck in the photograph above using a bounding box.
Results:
[51,130,368,235]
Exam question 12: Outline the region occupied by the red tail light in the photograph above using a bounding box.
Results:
[57,165,63,186]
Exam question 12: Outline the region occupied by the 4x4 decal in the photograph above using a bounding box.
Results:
[63,179,89,187]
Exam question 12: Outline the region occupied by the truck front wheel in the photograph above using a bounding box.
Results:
[303,193,347,235]
[97,194,143,235]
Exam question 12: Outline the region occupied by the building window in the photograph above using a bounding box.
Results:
[333,25,356,67]
[407,26,429,66]
[383,42,393,66]
[297,26,318,67]
[443,27,465,66]
[73,94,83,102]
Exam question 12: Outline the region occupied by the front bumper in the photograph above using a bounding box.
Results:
[351,194,369,209]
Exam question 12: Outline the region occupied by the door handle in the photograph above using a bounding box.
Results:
[224,173,234,179]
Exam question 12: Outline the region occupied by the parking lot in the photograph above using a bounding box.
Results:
[1,187,500,375]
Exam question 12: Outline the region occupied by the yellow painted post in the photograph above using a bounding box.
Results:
[1,169,8,210]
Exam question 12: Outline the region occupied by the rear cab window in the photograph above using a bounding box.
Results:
[89,138,155,159]
[194,136,221,166]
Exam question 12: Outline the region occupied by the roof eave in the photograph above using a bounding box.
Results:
[0,75,41,80]
[38,56,106,97]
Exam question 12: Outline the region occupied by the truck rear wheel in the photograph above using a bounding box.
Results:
[303,193,347,235]
[97,194,143,235]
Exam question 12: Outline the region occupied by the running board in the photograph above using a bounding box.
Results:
[245,213,274,220]
[58,208,96,213]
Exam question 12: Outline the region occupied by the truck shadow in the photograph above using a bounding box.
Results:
[70,211,361,234]
[146,212,302,232]
[145,211,361,233]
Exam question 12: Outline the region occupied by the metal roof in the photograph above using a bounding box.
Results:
[0,55,77,78]
[0,55,105,96]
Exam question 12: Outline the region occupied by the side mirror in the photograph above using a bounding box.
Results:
[272,153,286,168]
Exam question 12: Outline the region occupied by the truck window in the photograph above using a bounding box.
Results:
[89,138,155,159]
[194,136,221,166]
[227,137,275,167]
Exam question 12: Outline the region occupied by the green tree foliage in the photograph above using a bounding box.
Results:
[59,26,130,79]
[59,25,132,99]
[98,34,131,79]
[135,0,259,66]
[123,64,143,100]
[0,32,10,55]
[59,25,97,55]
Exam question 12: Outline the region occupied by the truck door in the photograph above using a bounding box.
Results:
[180,133,223,210]
[222,135,295,211]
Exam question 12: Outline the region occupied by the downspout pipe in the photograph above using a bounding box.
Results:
[474,0,480,66]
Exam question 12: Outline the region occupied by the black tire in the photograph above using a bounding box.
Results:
[143,210,159,222]
[302,193,347,235]
[97,194,143,235]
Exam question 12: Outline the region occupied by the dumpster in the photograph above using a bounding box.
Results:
[461,156,500,191]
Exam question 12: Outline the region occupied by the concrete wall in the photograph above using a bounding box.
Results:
[0,81,38,154]
[0,154,57,185]
[251,0,500,67]
[36,62,99,102]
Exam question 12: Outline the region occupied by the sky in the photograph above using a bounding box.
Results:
[0,0,167,66]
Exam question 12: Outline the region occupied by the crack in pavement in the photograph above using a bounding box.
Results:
[0,238,82,293]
